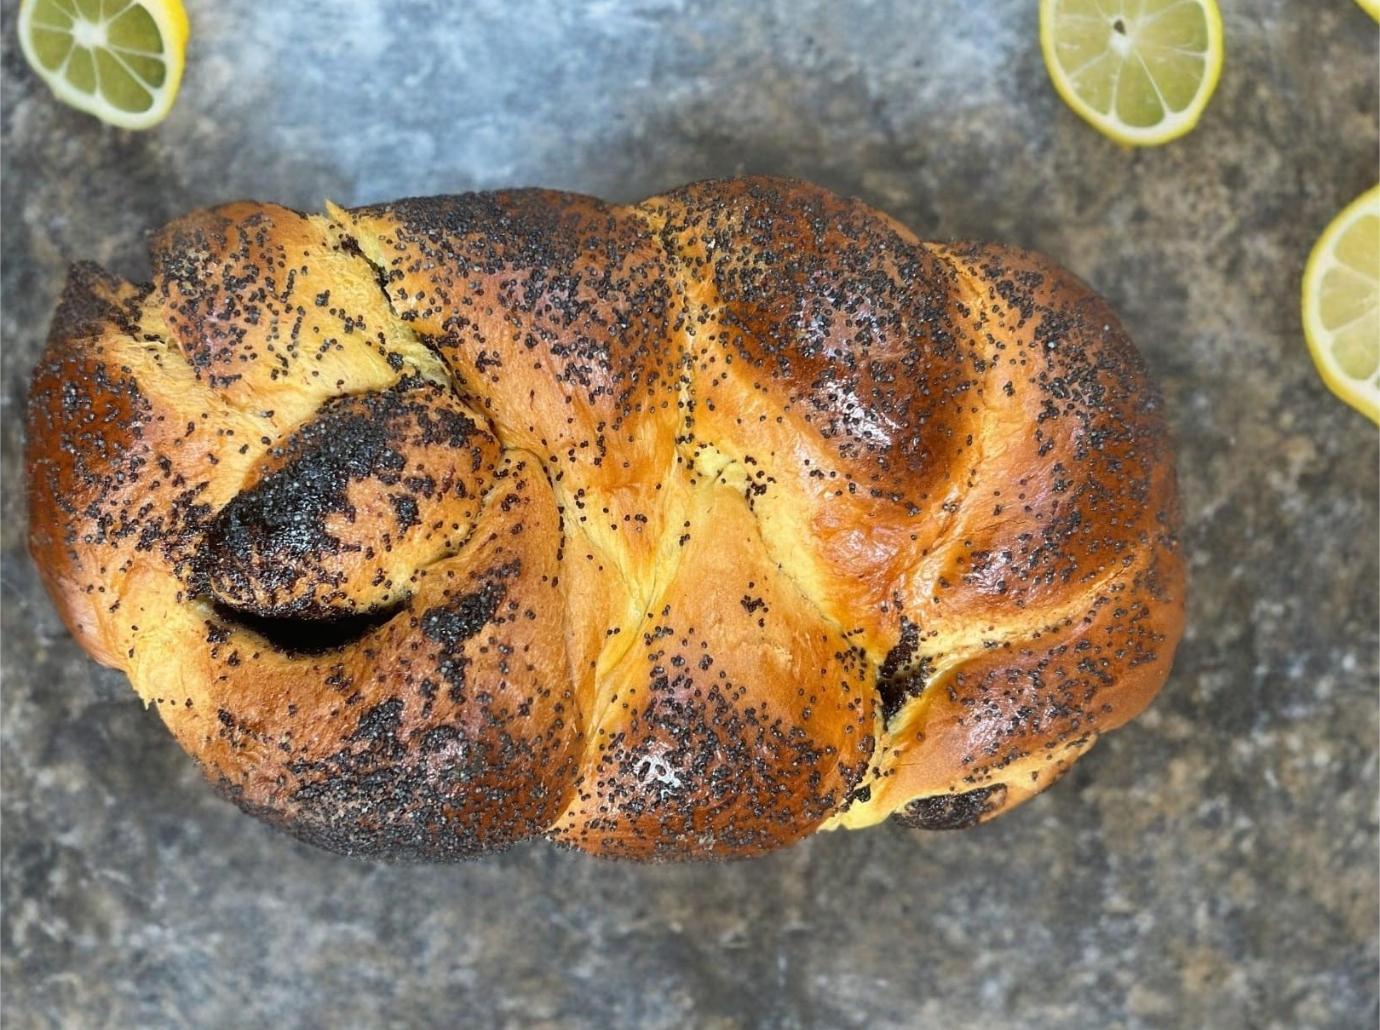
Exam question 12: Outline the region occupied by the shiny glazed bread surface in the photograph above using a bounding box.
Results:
[25,177,1185,860]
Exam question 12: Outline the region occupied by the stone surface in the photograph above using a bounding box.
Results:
[2,1,1376,1027]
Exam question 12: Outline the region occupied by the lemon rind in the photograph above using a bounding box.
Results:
[1302,184,1380,426]
[1039,0,1225,148]
[17,0,188,131]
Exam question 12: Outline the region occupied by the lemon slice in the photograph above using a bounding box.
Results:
[18,0,189,130]
[1357,0,1380,23]
[1303,185,1380,425]
[1040,0,1224,146]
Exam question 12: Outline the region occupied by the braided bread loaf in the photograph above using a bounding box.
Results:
[26,177,1184,860]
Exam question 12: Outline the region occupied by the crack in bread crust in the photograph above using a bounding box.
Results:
[24,176,1185,860]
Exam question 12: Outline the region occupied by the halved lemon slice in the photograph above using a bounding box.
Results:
[1303,186,1380,425]
[1040,0,1224,146]
[18,0,189,131]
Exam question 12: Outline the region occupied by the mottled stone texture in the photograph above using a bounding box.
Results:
[1,0,1376,1027]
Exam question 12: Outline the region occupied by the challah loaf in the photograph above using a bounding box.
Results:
[25,176,1184,860]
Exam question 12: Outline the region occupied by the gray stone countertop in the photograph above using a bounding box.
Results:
[2,1,1376,1027]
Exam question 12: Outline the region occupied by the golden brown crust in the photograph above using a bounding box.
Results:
[24,176,1185,859]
